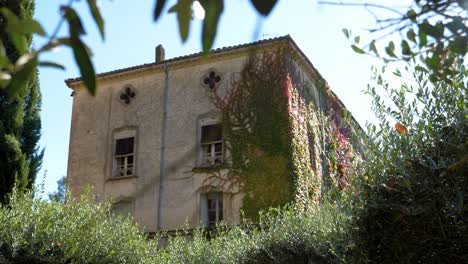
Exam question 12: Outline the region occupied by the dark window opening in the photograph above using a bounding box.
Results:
[114,137,135,177]
[200,124,223,166]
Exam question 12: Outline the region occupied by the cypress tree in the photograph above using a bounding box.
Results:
[0,0,42,204]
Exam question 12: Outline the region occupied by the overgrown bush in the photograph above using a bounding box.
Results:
[0,189,156,264]
[354,62,467,263]
[0,187,355,264]
[158,202,355,264]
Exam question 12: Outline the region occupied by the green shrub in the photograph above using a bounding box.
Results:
[0,187,356,264]
[0,189,156,264]
[355,62,467,263]
[158,202,355,264]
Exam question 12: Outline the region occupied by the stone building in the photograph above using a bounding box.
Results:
[65,35,360,233]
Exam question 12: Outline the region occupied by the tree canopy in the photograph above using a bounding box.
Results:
[0,0,42,204]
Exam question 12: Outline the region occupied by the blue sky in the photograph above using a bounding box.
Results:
[33,0,406,195]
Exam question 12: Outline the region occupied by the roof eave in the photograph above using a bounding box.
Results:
[64,35,292,89]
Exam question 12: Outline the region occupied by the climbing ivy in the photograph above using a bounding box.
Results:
[210,48,362,219]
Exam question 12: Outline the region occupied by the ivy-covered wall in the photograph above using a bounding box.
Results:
[210,47,362,219]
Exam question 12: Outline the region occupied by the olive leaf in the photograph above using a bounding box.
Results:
[39,61,65,70]
[200,0,224,54]
[168,0,193,42]
[70,38,96,95]
[61,6,96,95]
[250,0,278,16]
[6,55,38,99]
[369,40,379,56]
[0,8,28,54]
[61,6,86,37]
[0,40,8,67]
[1,7,46,36]
[153,0,168,20]
[406,29,416,43]
[351,44,365,54]
[401,40,411,56]
[342,28,350,39]
[86,0,105,40]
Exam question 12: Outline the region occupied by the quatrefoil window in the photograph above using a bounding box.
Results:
[119,86,136,105]
[202,70,221,90]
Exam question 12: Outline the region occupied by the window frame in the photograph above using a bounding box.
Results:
[198,122,224,167]
[111,199,134,218]
[200,192,223,227]
[112,128,137,179]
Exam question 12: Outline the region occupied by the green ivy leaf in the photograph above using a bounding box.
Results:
[200,0,224,54]
[250,0,278,16]
[86,0,105,40]
[168,0,193,42]
[70,38,96,95]
[351,44,365,54]
[153,0,168,20]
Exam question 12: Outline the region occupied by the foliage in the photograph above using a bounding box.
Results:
[0,0,279,100]
[0,0,102,96]
[209,49,294,219]
[353,61,467,263]
[153,0,278,55]
[0,186,358,264]
[208,48,362,218]
[332,0,467,85]
[21,70,43,189]
[0,0,43,205]
[157,202,355,264]
[0,188,157,264]
[48,176,66,203]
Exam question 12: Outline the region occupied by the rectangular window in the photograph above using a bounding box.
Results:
[111,201,132,218]
[114,137,135,177]
[200,124,223,166]
[200,192,223,227]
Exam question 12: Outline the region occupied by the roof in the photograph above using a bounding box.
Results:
[65,35,364,132]
[65,35,324,86]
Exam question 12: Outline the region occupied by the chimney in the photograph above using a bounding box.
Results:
[155,44,165,63]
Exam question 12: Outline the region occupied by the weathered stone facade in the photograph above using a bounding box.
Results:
[66,36,360,233]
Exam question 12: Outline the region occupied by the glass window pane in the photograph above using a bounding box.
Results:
[214,143,222,153]
[208,211,216,223]
[115,137,134,155]
[201,124,222,143]
[116,157,125,177]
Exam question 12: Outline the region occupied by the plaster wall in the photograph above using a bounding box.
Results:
[67,54,248,232]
